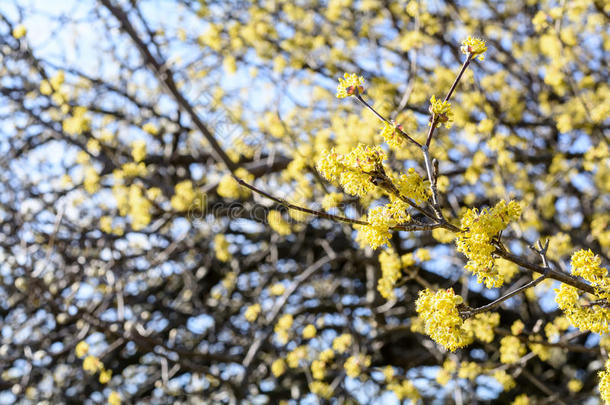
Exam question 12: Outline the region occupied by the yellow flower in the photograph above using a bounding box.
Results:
[462,312,500,343]
[270,283,285,296]
[601,365,610,404]
[429,95,454,128]
[387,379,420,401]
[344,354,371,378]
[12,25,27,39]
[456,200,522,288]
[378,249,402,300]
[568,378,582,393]
[131,140,147,163]
[570,249,607,287]
[493,370,516,391]
[268,210,292,235]
[379,121,404,149]
[83,355,102,374]
[217,168,253,199]
[302,324,317,339]
[415,288,471,351]
[317,144,386,198]
[511,394,529,405]
[336,72,365,98]
[142,122,158,135]
[286,346,307,368]
[461,36,487,60]
[108,391,121,405]
[319,348,334,362]
[170,180,197,212]
[499,336,526,364]
[271,358,287,377]
[75,341,89,358]
[214,234,231,262]
[244,304,261,322]
[99,368,112,384]
[311,359,326,380]
[309,381,333,399]
[276,314,293,330]
[332,333,352,353]
[321,192,344,211]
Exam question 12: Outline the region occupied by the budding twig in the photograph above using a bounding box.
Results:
[232,174,438,232]
[461,274,547,319]
[354,94,422,148]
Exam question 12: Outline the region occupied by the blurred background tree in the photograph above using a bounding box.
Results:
[0,0,608,404]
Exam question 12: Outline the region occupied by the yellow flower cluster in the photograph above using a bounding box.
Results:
[344,354,371,378]
[387,379,420,402]
[555,249,610,333]
[311,359,326,379]
[462,312,500,343]
[332,333,352,354]
[274,313,293,344]
[600,359,610,404]
[544,316,570,343]
[415,288,470,351]
[131,140,147,162]
[358,198,411,249]
[512,394,529,405]
[458,361,481,380]
[456,200,522,288]
[108,391,121,405]
[309,381,333,399]
[493,370,516,391]
[302,324,317,339]
[571,249,609,292]
[271,358,286,377]
[214,234,231,262]
[316,145,386,198]
[12,24,26,39]
[436,359,457,386]
[499,336,526,364]
[217,168,253,199]
[81,352,114,384]
[117,162,147,179]
[378,249,402,300]
[270,283,285,296]
[461,36,487,61]
[568,378,583,393]
[244,303,261,322]
[171,180,197,212]
[394,168,429,204]
[321,192,344,211]
[308,348,335,380]
[336,72,365,98]
[286,345,308,368]
[63,106,90,135]
[429,95,454,128]
[128,185,152,231]
[84,166,100,194]
[379,121,404,149]
[268,210,292,235]
[75,341,89,358]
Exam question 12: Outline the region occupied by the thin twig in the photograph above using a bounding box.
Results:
[233,175,437,232]
[461,274,547,318]
[355,94,422,148]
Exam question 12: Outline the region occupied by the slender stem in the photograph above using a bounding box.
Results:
[462,275,547,318]
[233,175,434,232]
[425,54,472,148]
[493,246,597,295]
[422,146,443,219]
[444,54,472,103]
[355,94,422,148]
